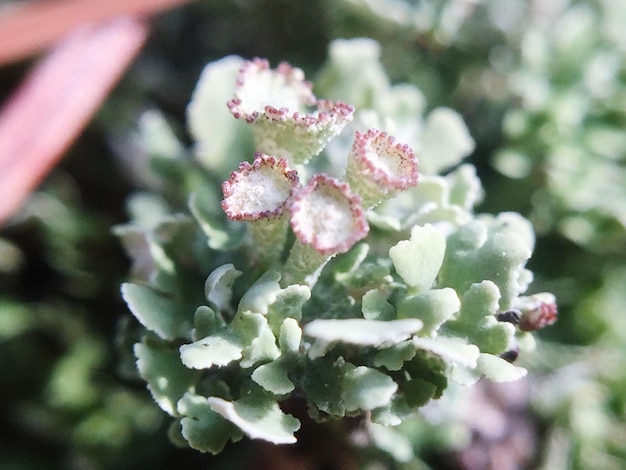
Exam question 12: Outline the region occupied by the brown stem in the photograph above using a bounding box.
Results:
[0,0,196,65]
[0,18,148,225]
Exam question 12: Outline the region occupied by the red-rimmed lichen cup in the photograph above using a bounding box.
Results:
[227,59,354,165]
[345,129,419,209]
[221,152,300,265]
[283,174,368,286]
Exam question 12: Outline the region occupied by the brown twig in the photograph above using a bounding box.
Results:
[0,0,195,65]
[0,17,149,224]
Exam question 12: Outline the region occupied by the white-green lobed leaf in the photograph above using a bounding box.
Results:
[418,107,475,175]
[251,361,295,395]
[177,392,242,454]
[192,306,225,341]
[477,354,527,382]
[240,326,281,369]
[304,318,423,348]
[439,219,532,310]
[445,281,515,355]
[342,365,398,412]
[447,164,484,211]
[412,337,480,368]
[179,332,243,369]
[135,109,185,160]
[397,288,460,336]
[278,317,302,355]
[234,312,280,368]
[373,341,417,371]
[205,264,242,312]
[134,342,196,416]
[449,353,527,386]
[370,396,415,427]
[189,193,242,251]
[370,166,481,232]
[123,192,172,230]
[208,395,300,444]
[112,225,157,282]
[186,56,252,175]
[479,211,535,252]
[122,283,192,341]
[368,423,414,463]
[306,339,332,360]
[266,284,310,333]
[302,358,398,417]
[237,271,282,315]
[332,242,369,276]
[389,224,446,292]
[362,289,396,321]
[315,38,390,110]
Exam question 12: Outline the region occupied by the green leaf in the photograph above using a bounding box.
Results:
[178,392,242,453]
[241,330,280,369]
[278,317,302,356]
[238,271,282,315]
[233,312,280,368]
[447,164,484,211]
[389,224,446,292]
[46,338,103,410]
[315,38,389,110]
[412,337,480,369]
[342,365,398,412]
[208,394,300,444]
[439,218,532,310]
[371,396,415,426]
[186,56,252,176]
[192,306,225,341]
[189,193,242,251]
[123,192,171,229]
[445,281,515,354]
[122,283,192,341]
[0,301,32,340]
[403,377,438,408]
[266,284,311,332]
[419,107,475,175]
[302,357,348,416]
[134,342,197,416]
[449,353,527,386]
[179,332,243,369]
[368,423,415,463]
[251,361,295,395]
[332,242,369,275]
[362,289,395,321]
[477,354,527,382]
[304,318,423,349]
[370,163,484,233]
[373,341,417,371]
[205,264,242,312]
[303,358,398,417]
[397,288,460,336]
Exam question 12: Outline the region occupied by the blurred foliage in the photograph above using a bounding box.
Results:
[1,0,626,469]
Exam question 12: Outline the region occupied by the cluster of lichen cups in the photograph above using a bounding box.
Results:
[222,58,418,286]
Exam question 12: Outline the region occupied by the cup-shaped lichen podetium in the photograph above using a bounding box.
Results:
[345,129,418,209]
[221,153,299,266]
[227,58,354,165]
[282,174,369,286]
